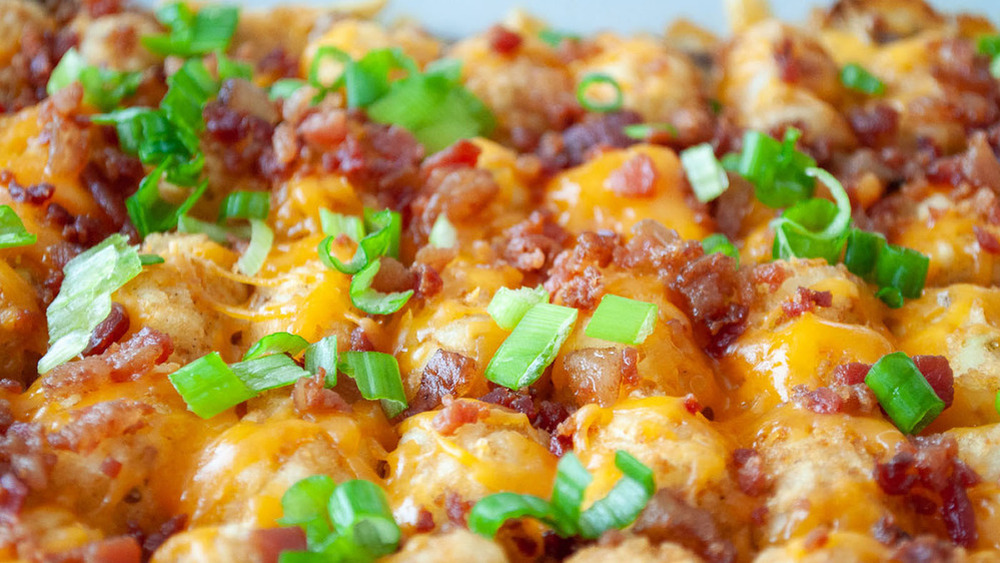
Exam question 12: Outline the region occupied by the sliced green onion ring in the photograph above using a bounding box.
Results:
[320,209,365,243]
[548,453,592,536]
[622,123,677,140]
[485,302,578,390]
[0,205,37,249]
[429,214,458,249]
[840,63,886,96]
[585,294,658,345]
[305,336,339,387]
[168,352,255,419]
[338,351,408,417]
[576,451,656,539]
[865,352,945,434]
[487,286,550,331]
[237,219,273,276]
[702,233,740,265]
[349,259,414,315]
[218,190,270,222]
[680,143,729,203]
[576,73,624,113]
[327,480,400,557]
[243,331,309,361]
[231,353,310,393]
[467,493,553,539]
[138,253,165,265]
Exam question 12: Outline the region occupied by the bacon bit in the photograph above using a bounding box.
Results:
[500,210,570,273]
[293,372,351,416]
[349,327,375,352]
[751,263,789,292]
[141,515,189,558]
[535,401,570,435]
[604,153,658,198]
[0,473,28,518]
[421,139,481,174]
[849,105,899,148]
[632,489,738,563]
[912,355,955,408]
[782,287,833,318]
[409,350,477,414]
[792,386,842,414]
[874,435,980,547]
[891,537,956,563]
[803,527,830,550]
[79,536,143,563]
[431,397,490,435]
[682,394,702,415]
[750,506,768,526]
[414,508,435,533]
[833,362,871,385]
[411,263,443,299]
[774,37,802,83]
[445,492,473,527]
[251,527,308,563]
[535,111,641,173]
[488,25,523,55]
[732,449,768,497]
[45,328,173,398]
[100,457,122,479]
[84,303,130,356]
[974,226,1000,254]
[620,347,639,385]
[480,387,537,419]
[47,400,154,454]
[3,173,54,205]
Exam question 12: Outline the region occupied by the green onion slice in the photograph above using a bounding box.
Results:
[487,286,550,331]
[327,480,400,557]
[865,352,945,434]
[38,234,142,373]
[875,286,904,308]
[428,214,458,249]
[231,353,310,393]
[548,453,592,536]
[126,159,208,238]
[269,78,308,100]
[0,205,36,249]
[243,331,309,361]
[305,336,338,387]
[771,167,851,264]
[736,129,816,208]
[168,352,255,419]
[467,493,554,539]
[843,228,885,280]
[840,63,886,96]
[363,209,402,260]
[178,213,240,243]
[485,302,578,390]
[576,73,624,113]
[874,244,928,300]
[622,123,677,140]
[349,259,414,315]
[142,2,239,57]
[139,253,165,265]
[702,233,739,265]
[47,48,143,111]
[309,46,352,90]
[219,191,270,222]
[576,451,655,539]
[538,28,581,47]
[338,351,408,417]
[320,209,365,243]
[237,219,273,276]
[680,143,729,203]
[585,294,658,345]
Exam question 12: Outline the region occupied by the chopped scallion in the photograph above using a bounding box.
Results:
[840,63,886,96]
[231,353,310,393]
[142,2,240,57]
[487,286,550,331]
[338,351,408,417]
[576,73,624,113]
[0,205,36,249]
[305,336,338,387]
[47,48,143,111]
[349,259,414,315]
[237,219,273,276]
[168,352,255,418]
[865,352,945,434]
[218,191,270,222]
[243,331,309,361]
[538,28,581,47]
[622,123,677,140]
[320,209,365,243]
[735,129,816,208]
[485,302,577,390]
[680,143,729,203]
[428,214,458,249]
[702,233,739,265]
[138,253,165,265]
[585,294,658,345]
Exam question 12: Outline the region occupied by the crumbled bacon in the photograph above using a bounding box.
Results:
[47,400,153,453]
[44,328,173,397]
[480,387,536,419]
[782,287,833,318]
[83,303,131,356]
[912,355,954,408]
[833,362,871,385]
[974,225,1000,254]
[732,448,768,497]
[408,350,477,414]
[620,347,639,385]
[536,111,641,173]
[251,527,307,563]
[293,372,351,416]
[445,492,473,526]
[604,153,657,198]
[488,25,523,55]
[421,139,481,174]
[849,105,899,147]
[874,435,979,547]
[500,211,570,273]
[431,397,490,435]
[632,489,737,563]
